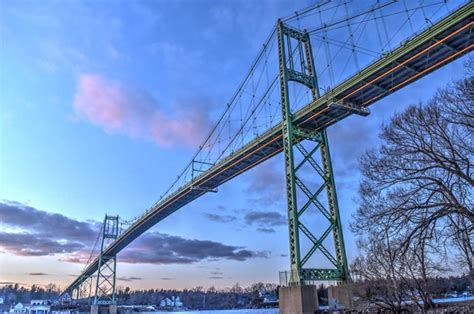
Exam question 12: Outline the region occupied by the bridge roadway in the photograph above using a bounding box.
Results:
[64,2,473,295]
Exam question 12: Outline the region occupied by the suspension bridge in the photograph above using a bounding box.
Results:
[61,0,473,312]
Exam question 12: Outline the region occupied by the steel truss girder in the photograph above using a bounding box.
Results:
[302,268,344,281]
[95,257,117,305]
[94,215,119,305]
[192,160,218,192]
[277,20,350,286]
[70,275,92,304]
[77,275,93,303]
[287,69,315,89]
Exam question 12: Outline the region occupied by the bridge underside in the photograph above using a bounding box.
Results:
[64,2,473,296]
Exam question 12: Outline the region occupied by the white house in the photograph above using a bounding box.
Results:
[9,300,51,314]
[9,303,27,314]
[159,296,183,308]
[29,300,51,314]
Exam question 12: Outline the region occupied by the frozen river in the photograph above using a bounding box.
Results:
[145,309,278,314]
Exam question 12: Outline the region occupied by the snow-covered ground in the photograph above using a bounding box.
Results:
[144,310,278,314]
[140,296,474,313]
[432,296,474,304]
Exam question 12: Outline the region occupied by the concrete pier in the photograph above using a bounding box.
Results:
[279,285,319,314]
[109,304,117,314]
[90,304,117,314]
[90,304,99,314]
[328,285,353,310]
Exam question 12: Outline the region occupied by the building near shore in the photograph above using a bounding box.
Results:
[159,296,184,309]
[8,300,51,314]
[9,303,27,314]
[28,300,51,314]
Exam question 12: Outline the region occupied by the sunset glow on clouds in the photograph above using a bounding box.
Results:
[74,74,211,148]
[0,201,267,264]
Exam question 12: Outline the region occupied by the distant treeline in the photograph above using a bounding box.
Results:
[1,283,60,304]
[114,282,278,309]
[1,276,471,310]
[0,282,279,310]
[351,274,472,298]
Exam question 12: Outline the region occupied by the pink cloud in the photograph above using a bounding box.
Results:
[73,73,211,147]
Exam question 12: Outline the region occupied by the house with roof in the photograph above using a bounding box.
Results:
[29,300,51,314]
[159,296,184,309]
[8,300,51,314]
[9,303,27,314]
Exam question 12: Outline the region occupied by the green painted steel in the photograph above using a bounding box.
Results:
[320,130,349,280]
[277,21,302,285]
[277,21,350,285]
[73,275,93,304]
[294,1,474,121]
[94,215,119,305]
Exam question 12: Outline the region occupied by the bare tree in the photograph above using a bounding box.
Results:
[352,59,473,276]
[449,215,474,279]
[350,233,405,313]
[398,237,445,312]
[351,58,473,311]
[351,228,444,313]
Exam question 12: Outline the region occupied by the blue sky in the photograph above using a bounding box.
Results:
[0,0,470,290]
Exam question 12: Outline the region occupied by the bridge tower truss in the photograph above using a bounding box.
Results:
[75,275,93,303]
[277,21,350,285]
[93,215,119,305]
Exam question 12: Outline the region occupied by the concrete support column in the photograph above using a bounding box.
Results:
[90,304,117,314]
[108,304,117,314]
[90,305,99,314]
[279,285,319,314]
[328,285,353,310]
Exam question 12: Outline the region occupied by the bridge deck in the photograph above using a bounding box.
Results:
[64,2,473,294]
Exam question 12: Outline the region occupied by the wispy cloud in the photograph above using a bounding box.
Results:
[146,42,203,75]
[0,200,268,265]
[204,213,237,223]
[328,116,378,174]
[0,200,97,243]
[0,232,86,256]
[0,200,97,256]
[38,41,90,74]
[245,157,285,205]
[28,272,48,276]
[256,227,275,234]
[115,232,269,264]
[0,282,25,285]
[73,73,212,148]
[117,276,142,282]
[245,211,286,227]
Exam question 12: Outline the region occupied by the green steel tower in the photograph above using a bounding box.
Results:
[94,215,119,305]
[277,21,350,286]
